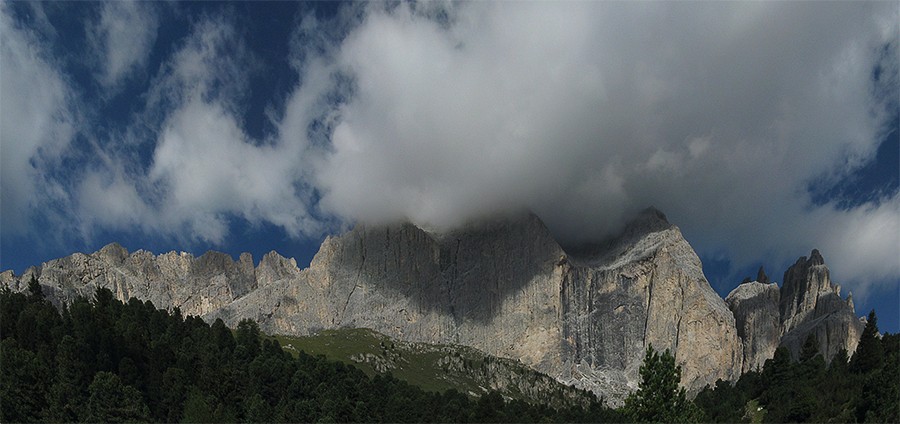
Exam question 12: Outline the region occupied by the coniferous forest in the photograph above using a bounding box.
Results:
[0,280,622,423]
[1,279,897,423]
[694,309,899,423]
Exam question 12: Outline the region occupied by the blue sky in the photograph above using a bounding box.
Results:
[1,1,898,331]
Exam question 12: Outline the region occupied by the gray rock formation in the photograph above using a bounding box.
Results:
[0,208,741,404]
[204,209,742,403]
[0,243,257,318]
[757,266,770,285]
[726,250,864,370]
[779,251,864,361]
[726,281,781,373]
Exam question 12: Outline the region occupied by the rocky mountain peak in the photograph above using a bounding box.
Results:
[777,249,862,360]
[194,250,238,272]
[98,242,129,264]
[435,211,561,249]
[808,248,825,266]
[780,249,835,330]
[257,250,300,283]
[623,206,673,237]
[756,266,769,285]
[727,248,864,369]
[0,209,862,406]
[726,281,781,373]
[726,281,779,304]
[565,206,680,267]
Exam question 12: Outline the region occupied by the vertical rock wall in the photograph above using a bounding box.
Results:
[727,251,864,369]
[1,209,861,405]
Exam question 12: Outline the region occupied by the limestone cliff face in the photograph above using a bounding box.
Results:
[3,210,869,403]
[0,243,257,318]
[1,209,742,404]
[230,209,740,401]
[555,209,742,400]
[726,281,781,373]
[726,251,863,369]
[779,251,864,361]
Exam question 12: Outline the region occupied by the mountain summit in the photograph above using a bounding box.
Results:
[0,209,863,405]
[726,250,864,372]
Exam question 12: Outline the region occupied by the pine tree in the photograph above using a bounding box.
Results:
[850,310,884,373]
[26,275,44,302]
[0,338,49,422]
[45,335,88,422]
[86,371,150,422]
[799,334,825,379]
[181,387,216,423]
[235,318,261,359]
[623,344,702,423]
[159,367,189,422]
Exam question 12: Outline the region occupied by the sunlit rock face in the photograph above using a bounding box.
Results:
[0,243,257,317]
[726,250,864,371]
[210,208,742,403]
[23,208,873,406]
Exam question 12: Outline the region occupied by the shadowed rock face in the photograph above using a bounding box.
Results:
[0,209,748,405]
[778,251,864,361]
[726,282,781,373]
[726,250,864,371]
[212,209,743,403]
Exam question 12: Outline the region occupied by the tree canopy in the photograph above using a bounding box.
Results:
[0,284,624,423]
[2,280,894,423]
[695,310,899,423]
[623,345,702,423]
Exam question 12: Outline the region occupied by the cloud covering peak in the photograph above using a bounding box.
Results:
[305,2,898,291]
[1,1,897,300]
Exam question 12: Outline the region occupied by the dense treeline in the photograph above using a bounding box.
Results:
[695,310,899,423]
[0,279,624,423]
[3,277,896,423]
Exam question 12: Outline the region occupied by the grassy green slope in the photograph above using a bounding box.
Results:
[270,328,596,409]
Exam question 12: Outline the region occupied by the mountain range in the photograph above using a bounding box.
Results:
[1,208,864,405]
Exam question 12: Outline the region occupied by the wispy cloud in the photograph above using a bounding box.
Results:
[0,4,75,234]
[74,15,321,244]
[89,1,158,89]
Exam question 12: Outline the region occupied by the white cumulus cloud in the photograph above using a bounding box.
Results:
[4,1,896,302]
[75,15,320,245]
[281,1,898,295]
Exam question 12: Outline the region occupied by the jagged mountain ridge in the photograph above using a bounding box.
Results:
[726,251,864,373]
[201,209,743,403]
[0,208,862,405]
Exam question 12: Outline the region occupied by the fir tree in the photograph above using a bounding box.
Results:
[85,372,150,422]
[623,344,702,423]
[45,335,88,422]
[850,310,884,373]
